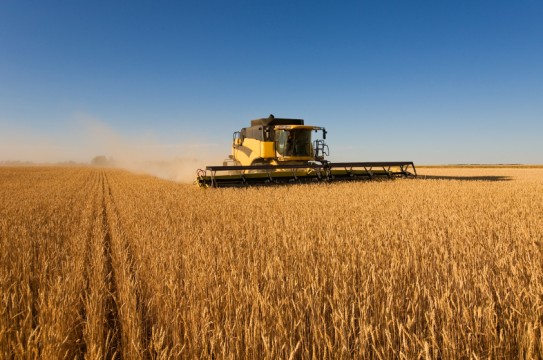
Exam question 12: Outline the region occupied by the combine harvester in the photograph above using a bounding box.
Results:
[196,115,416,187]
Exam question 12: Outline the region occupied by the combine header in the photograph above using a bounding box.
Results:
[196,115,416,187]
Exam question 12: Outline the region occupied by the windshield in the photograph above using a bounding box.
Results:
[275,129,312,157]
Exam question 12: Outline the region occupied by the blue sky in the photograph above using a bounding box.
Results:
[0,0,542,164]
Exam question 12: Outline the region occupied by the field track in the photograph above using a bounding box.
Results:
[1,166,542,358]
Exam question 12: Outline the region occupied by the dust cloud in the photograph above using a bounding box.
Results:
[102,157,210,184]
[82,119,227,183]
[0,117,228,184]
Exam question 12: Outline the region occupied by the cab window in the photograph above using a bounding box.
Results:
[275,130,312,157]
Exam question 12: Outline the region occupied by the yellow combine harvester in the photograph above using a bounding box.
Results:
[196,115,416,187]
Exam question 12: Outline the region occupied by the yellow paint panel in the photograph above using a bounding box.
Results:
[261,141,275,158]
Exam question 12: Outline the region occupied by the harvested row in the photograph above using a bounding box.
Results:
[101,171,150,358]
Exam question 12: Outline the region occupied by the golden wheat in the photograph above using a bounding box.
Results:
[1,166,542,358]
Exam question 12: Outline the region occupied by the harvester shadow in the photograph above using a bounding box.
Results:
[417,175,512,182]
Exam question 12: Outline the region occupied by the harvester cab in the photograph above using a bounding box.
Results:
[196,114,416,187]
[227,115,328,167]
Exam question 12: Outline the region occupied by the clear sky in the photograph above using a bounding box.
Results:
[1,0,542,165]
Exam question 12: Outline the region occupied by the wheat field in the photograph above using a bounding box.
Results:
[1,166,542,359]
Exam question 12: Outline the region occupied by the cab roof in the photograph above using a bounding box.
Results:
[250,114,304,127]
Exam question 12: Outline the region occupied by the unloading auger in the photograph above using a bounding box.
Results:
[196,115,417,188]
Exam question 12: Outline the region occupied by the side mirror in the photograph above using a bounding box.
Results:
[323,129,327,139]
[233,131,242,147]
